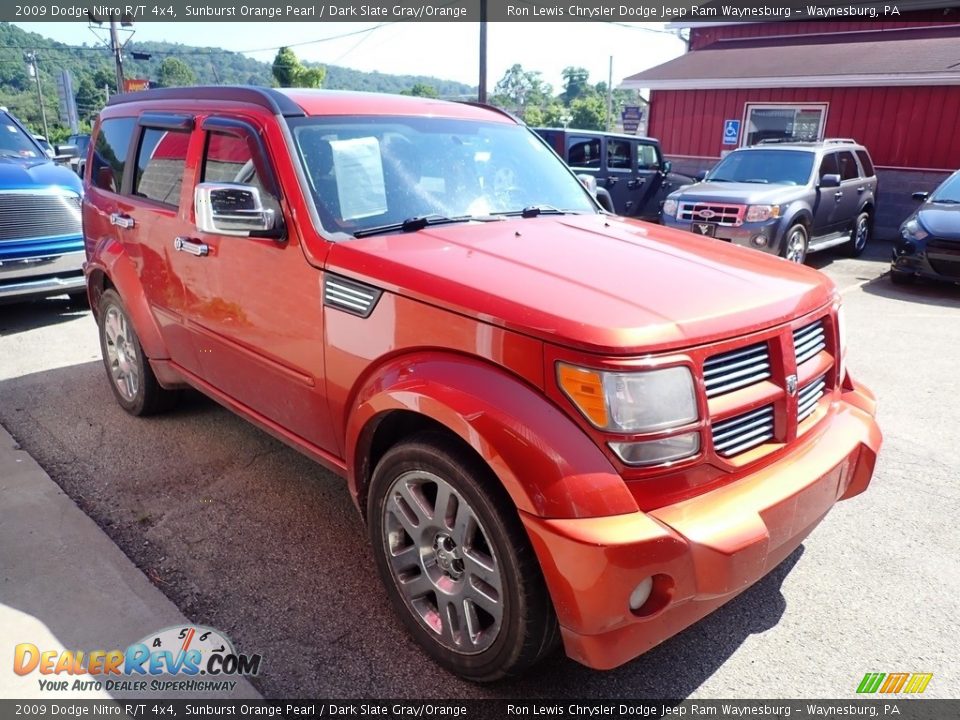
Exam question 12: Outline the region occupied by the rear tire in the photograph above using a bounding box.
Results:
[844,212,871,257]
[368,432,559,681]
[97,289,176,416]
[780,223,808,264]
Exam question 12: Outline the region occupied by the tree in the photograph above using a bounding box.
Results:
[569,95,606,131]
[74,77,104,121]
[401,83,438,98]
[561,66,592,106]
[156,58,196,88]
[91,67,117,95]
[272,47,325,89]
[492,64,551,116]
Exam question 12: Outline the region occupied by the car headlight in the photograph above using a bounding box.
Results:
[557,363,698,433]
[661,198,678,218]
[745,205,781,222]
[901,217,929,241]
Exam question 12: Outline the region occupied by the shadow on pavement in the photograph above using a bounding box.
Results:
[0,296,90,336]
[0,359,806,700]
[862,273,960,308]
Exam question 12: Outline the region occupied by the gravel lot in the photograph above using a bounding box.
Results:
[1,239,957,699]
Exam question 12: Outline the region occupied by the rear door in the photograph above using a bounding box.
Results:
[604,138,637,215]
[634,141,670,221]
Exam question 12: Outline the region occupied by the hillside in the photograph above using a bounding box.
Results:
[0,23,475,139]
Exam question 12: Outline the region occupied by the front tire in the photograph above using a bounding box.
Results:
[368,432,559,681]
[780,223,809,264]
[97,289,176,416]
[890,269,915,286]
[844,212,871,257]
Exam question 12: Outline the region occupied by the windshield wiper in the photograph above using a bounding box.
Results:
[931,198,960,204]
[352,214,500,238]
[494,205,578,219]
[707,177,732,183]
[741,178,770,184]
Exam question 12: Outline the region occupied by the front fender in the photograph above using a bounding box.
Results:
[85,237,168,360]
[345,353,638,520]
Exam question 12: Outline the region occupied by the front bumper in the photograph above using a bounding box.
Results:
[522,380,881,670]
[891,238,960,283]
[664,216,785,256]
[0,249,86,301]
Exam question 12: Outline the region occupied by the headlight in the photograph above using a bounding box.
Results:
[661,198,678,218]
[901,218,929,241]
[557,363,698,433]
[745,205,781,222]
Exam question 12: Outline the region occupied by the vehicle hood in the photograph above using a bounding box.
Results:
[916,204,960,240]
[672,181,804,205]
[327,215,833,355]
[0,155,82,194]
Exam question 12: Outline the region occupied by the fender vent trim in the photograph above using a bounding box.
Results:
[323,274,382,318]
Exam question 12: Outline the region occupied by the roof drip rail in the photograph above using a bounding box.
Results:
[105,86,306,118]
[456,100,523,124]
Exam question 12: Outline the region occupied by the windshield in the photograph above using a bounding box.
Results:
[930,172,960,203]
[288,115,597,236]
[707,149,815,186]
[0,113,42,159]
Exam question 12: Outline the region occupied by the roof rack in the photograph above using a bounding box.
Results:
[105,86,305,118]
[823,138,858,144]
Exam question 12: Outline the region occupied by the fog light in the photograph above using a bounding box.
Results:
[609,432,700,467]
[751,235,768,247]
[629,577,654,611]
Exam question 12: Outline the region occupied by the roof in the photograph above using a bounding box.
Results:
[621,31,960,90]
[533,127,657,144]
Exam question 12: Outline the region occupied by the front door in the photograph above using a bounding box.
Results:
[180,118,337,453]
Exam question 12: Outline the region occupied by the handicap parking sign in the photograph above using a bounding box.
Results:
[723,119,741,145]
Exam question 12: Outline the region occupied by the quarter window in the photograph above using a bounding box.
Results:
[92,117,136,192]
[743,104,827,146]
[855,150,875,177]
[567,137,601,169]
[837,151,859,181]
[133,127,189,206]
[607,140,631,170]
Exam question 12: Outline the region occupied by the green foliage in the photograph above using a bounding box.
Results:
[569,95,606,131]
[401,83,439,98]
[156,58,196,88]
[561,66,593,106]
[272,47,326,88]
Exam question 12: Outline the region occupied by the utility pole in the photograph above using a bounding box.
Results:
[606,56,614,132]
[110,16,124,92]
[478,0,487,103]
[23,51,48,139]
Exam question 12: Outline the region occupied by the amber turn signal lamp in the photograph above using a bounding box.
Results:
[557,364,608,428]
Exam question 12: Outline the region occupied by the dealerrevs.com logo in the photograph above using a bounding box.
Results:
[14,625,261,693]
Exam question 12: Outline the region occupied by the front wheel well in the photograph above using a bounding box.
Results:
[356,410,497,523]
[86,269,115,318]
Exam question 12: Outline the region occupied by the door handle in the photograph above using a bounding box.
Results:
[834,191,844,200]
[857,186,866,193]
[174,237,209,257]
[627,179,646,189]
[110,213,135,229]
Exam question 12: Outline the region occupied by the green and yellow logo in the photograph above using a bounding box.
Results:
[857,673,933,694]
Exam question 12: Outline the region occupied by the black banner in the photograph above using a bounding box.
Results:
[1,700,956,720]
[4,1,959,23]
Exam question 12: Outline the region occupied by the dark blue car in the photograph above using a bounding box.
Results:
[0,107,85,302]
[892,170,960,285]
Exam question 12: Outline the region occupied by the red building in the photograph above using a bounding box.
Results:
[622,11,960,235]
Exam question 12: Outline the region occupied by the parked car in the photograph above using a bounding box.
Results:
[534,127,694,220]
[0,107,86,303]
[82,87,881,681]
[891,170,960,285]
[67,133,92,177]
[32,134,55,158]
[662,139,877,264]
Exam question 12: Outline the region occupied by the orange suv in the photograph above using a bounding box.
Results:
[82,87,881,681]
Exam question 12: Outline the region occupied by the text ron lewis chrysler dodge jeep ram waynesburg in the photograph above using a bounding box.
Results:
[81,87,881,681]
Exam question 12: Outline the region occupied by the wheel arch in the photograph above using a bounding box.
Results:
[345,353,638,523]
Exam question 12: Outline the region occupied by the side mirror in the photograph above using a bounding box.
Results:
[577,173,598,196]
[912,191,930,202]
[820,174,841,188]
[694,171,707,182]
[54,144,80,160]
[662,160,672,174]
[195,182,278,237]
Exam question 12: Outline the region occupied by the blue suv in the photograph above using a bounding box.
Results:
[0,107,85,302]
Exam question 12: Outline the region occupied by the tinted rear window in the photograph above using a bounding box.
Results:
[837,151,859,181]
[92,117,136,192]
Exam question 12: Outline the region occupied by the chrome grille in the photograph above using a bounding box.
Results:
[323,274,381,318]
[0,192,82,242]
[703,342,771,398]
[712,405,775,458]
[678,202,745,226]
[793,319,826,366]
[797,375,827,423]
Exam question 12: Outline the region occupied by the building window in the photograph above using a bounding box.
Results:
[742,104,827,147]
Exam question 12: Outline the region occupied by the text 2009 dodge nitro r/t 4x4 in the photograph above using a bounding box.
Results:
[81,87,881,681]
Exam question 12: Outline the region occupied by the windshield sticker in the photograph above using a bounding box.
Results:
[331,137,387,220]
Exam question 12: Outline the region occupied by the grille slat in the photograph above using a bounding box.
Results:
[703,342,771,398]
[0,193,82,242]
[793,320,826,365]
[797,376,827,423]
[678,202,745,226]
[712,405,775,457]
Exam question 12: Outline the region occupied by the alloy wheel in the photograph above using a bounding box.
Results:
[103,306,140,402]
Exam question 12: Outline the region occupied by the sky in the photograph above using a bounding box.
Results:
[12,21,687,92]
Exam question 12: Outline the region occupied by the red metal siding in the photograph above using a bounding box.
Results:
[649,86,960,170]
[690,19,960,50]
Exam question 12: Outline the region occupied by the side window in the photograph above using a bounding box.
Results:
[567,137,601,169]
[818,152,839,181]
[92,117,136,192]
[201,131,261,189]
[133,127,189,206]
[637,144,660,170]
[837,151,859,181]
[856,150,875,177]
[607,140,631,170]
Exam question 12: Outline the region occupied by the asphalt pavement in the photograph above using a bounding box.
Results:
[0,240,957,699]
